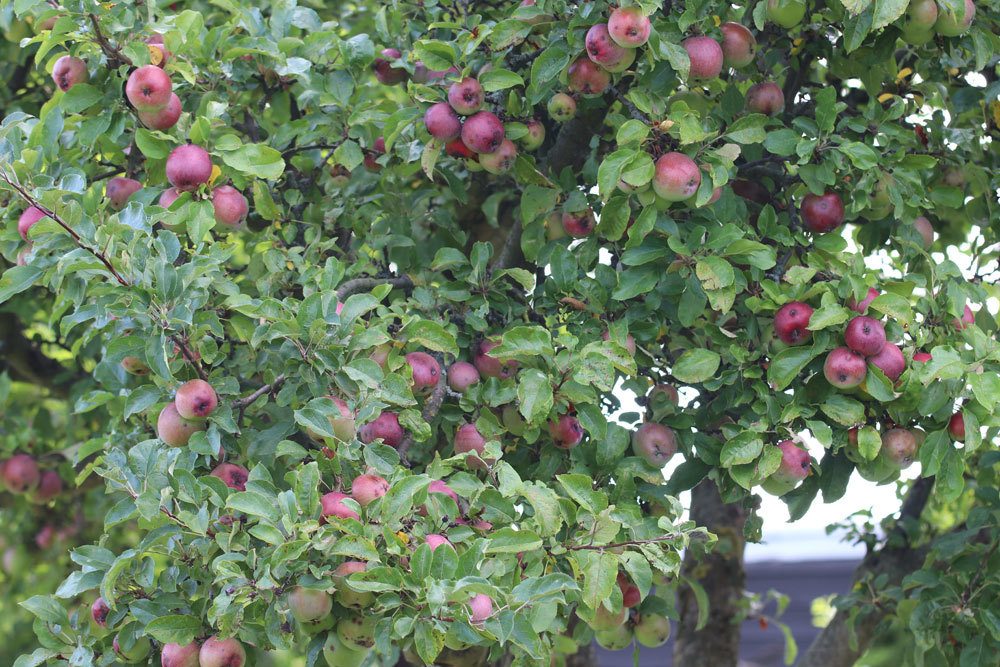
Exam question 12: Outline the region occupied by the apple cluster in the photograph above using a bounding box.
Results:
[0,453,63,503]
[587,575,672,651]
[156,379,218,447]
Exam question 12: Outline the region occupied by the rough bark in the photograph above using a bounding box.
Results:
[673,479,749,667]
[797,477,935,667]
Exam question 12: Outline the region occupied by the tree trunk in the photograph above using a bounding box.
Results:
[673,479,748,667]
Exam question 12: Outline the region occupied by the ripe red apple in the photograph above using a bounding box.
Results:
[617,572,642,607]
[773,440,810,482]
[91,597,110,627]
[321,491,360,522]
[425,533,454,551]
[586,23,634,72]
[800,191,845,233]
[847,287,879,314]
[211,185,248,226]
[359,411,404,448]
[953,304,975,330]
[461,111,506,154]
[424,102,462,141]
[351,474,389,506]
[549,414,584,449]
[447,77,485,115]
[683,36,723,80]
[869,343,905,382]
[567,57,610,96]
[138,92,181,130]
[468,593,493,624]
[211,463,249,491]
[17,206,48,241]
[106,177,142,210]
[882,428,917,468]
[561,208,596,238]
[162,642,200,667]
[159,188,182,208]
[479,139,518,175]
[156,403,207,447]
[199,637,246,667]
[844,316,886,357]
[912,351,932,363]
[52,55,88,91]
[447,361,480,392]
[445,138,475,158]
[29,470,63,504]
[406,351,441,392]
[427,479,460,507]
[547,93,577,121]
[3,454,39,493]
[935,0,975,36]
[608,7,651,47]
[474,339,518,379]
[288,587,333,623]
[126,64,172,111]
[373,48,408,85]
[745,82,784,116]
[720,22,756,68]
[175,379,218,419]
[166,144,213,191]
[653,152,701,202]
[766,0,807,28]
[632,422,677,467]
[823,347,867,389]
[649,383,679,407]
[948,411,965,441]
[773,301,813,345]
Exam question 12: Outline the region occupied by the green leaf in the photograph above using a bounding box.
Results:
[480,68,524,91]
[401,319,457,354]
[768,345,821,391]
[724,114,768,144]
[872,0,909,29]
[821,395,866,426]
[421,139,441,181]
[814,87,838,133]
[616,120,651,146]
[720,432,764,467]
[763,129,800,156]
[672,349,721,384]
[134,128,170,159]
[520,186,559,224]
[485,527,542,553]
[226,491,281,522]
[839,141,879,169]
[683,576,710,631]
[695,256,735,290]
[857,426,881,461]
[517,369,554,424]
[19,596,67,625]
[493,325,553,359]
[218,143,285,180]
[0,265,43,305]
[60,83,103,112]
[144,615,201,644]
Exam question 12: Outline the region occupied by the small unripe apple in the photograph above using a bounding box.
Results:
[683,36,723,80]
[766,0,807,28]
[844,316,886,357]
[800,191,845,233]
[447,361,480,391]
[288,587,332,623]
[424,102,462,141]
[322,632,369,667]
[948,411,965,441]
[126,64,172,111]
[161,641,201,667]
[586,23,633,71]
[602,330,636,355]
[468,593,493,624]
[474,339,518,379]
[372,48,408,85]
[649,383,679,407]
[479,139,518,175]
[595,624,633,650]
[329,164,352,187]
[424,533,453,551]
[901,0,938,43]
[869,343,905,382]
[3,454,40,493]
[847,287,879,314]
[29,470,63,504]
[175,378,218,419]
[935,0,975,36]
[199,637,246,667]
[157,403,207,446]
[211,463,249,491]
[52,55,88,92]
[359,411,404,448]
[351,473,389,506]
[212,185,249,227]
[91,597,111,627]
[608,7,652,47]
[138,92,181,130]
[547,93,577,121]
[634,613,671,648]
[567,57,610,96]
[337,615,377,651]
[861,173,894,221]
[653,152,701,201]
[17,206,48,241]
[588,604,627,631]
[720,22,756,68]
[549,414,584,449]
[321,491,360,522]
[114,634,151,663]
[774,301,813,345]
[120,355,149,375]
[106,177,142,210]
[632,423,677,467]
[561,208,596,238]
[448,77,485,115]
[745,82,784,115]
[461,111,506,154]
[912,216,934,248]
[824,347,867,389]
[333,560,373,608]
[166,144,213,191]
[882,428,917,468]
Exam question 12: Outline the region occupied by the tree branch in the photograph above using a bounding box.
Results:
[335,275,414,302]
[167,333,208,381]
[396,372,448,461]
[234,375,287,426]
[89,13,133,69]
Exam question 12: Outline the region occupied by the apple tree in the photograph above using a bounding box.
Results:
[0,0,997,666]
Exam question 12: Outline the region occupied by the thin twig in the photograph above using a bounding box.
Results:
[167,333,208,381]
[610,84,648,122]
[335,275,414,302]
[281,142,344,158]
[563,533,679,551]
[0,169,130,286]
[89,14,133,68]
[505,49,542,69]
[234,375,287,426]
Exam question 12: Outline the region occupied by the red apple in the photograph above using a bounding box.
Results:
[720,22,756,68]
[653,152,701,202]
[212,185,249,227]
[52,55,88,91]
[166,144,213,191]
[774,301,813,346]
[683,36,723,80]
[800,191,845,233]
[823,347,867,389]
[137,92,181,130]
[844,316,886,357]
[126,64,172,110]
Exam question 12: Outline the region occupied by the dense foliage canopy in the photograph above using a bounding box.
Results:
[0,0,997,666]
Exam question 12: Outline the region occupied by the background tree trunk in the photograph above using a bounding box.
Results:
[673,479,748,667]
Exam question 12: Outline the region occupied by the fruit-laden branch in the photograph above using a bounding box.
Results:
[610,84,648,122]
[674,479,748,667]
[166,333,209,382]
[335,275,414,302]
[234,374,287,428]
[0,169,131,286]
[797,476,935,667]
[88,13,133,68]
[396,372,448,461]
